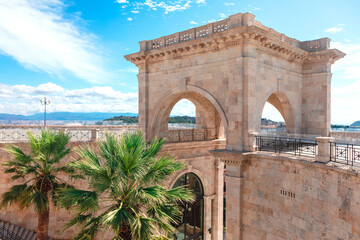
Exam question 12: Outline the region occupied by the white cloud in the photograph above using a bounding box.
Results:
[0,0,111,84]
[170,99,195,116]
[219,13,226,19]
[330,40,360,124]
[224,2,235,6]
[116,0,204,15]
[189,21,198,25]
[0,82,138,115]
[127,17,133,21]
[331,41,360,80]
[116,0,128,3]
[325,27,343,34]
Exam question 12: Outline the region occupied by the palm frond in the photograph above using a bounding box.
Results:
[58,188,98,213]
[0,184,29,209]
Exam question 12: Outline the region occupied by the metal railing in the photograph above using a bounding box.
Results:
[0,224,24,240]
[330,142,360,167]
[256,136,318,157]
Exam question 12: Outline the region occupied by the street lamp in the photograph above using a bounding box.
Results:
[40,97,50,127]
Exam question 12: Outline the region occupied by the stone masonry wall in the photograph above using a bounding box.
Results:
[241,152,360,239]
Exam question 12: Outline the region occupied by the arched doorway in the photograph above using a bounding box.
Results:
[172,173,204,240]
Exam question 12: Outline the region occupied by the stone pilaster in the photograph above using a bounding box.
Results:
[203,195,214,240]
[212,159,224,240]
[210,150,251,240]
[136,61,149,139]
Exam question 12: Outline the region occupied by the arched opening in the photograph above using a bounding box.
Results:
[168,99,196,129]
[259,91,296,135]
[172,173,204,240]
[261,102,286,135]
[150,90,227,142]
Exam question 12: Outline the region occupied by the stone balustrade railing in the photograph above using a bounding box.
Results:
[0,126,138,143]
[166,129,207,143]
[139,12,330,52]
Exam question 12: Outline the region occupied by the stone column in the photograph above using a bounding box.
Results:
[203,195,213,240]
[209,150,249,240]
[315,137,334,163]
[137,61,149,140]
[241,40,258,152]
[301,42,345,136]
[212,159,224,240]
[225,165,243,240]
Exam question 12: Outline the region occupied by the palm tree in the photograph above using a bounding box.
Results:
[59,131,194,240]
[0,129,74,240]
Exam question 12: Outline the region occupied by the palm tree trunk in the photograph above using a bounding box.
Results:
[37,207,49,240]
[118,227,132,240]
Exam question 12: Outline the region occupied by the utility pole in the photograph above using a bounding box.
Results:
[40,97,50,127]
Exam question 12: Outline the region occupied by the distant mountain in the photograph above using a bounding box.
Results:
[105,115,196,124]
[0,113,29,120]
[350,121,360,127]
[0,112,138,121]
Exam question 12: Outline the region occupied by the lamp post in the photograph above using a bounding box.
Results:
[40,97,50,128]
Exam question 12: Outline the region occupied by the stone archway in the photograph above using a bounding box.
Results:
[259,91,296,134]
[147,86,228,142]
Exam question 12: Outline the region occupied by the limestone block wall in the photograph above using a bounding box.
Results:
[241,152,360,239]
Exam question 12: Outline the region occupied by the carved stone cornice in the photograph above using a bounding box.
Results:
[124,12,346,66]
[304,49,346,64]
[209,149,251,166]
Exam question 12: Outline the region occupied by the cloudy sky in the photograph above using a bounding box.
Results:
[0,0,359,124]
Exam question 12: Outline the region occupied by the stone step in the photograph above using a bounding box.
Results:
[0,219,53,240]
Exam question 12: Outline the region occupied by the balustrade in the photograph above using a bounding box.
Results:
[166,129,207,143]
[141,13,310,51]
[0,126,138,143]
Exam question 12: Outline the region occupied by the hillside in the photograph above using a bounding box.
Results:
[105,115,196,124]
[0,112,137,121]
[261,118,285,128]
[351,121,360,127]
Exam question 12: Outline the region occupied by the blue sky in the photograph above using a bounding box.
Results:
[0,0,359,124]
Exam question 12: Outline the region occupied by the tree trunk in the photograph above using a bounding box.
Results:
[119,230,132,240]
[37,207,49,240]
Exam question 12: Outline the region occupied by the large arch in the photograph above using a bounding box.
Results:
[148,85,228,141]
[257,91,297,134]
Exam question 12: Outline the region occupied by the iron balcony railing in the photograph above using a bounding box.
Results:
[330,142,360,167]
[256,136,318,157]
